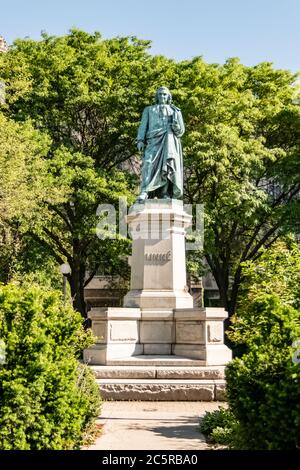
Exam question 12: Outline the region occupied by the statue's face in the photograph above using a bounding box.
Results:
[157,90,169,105]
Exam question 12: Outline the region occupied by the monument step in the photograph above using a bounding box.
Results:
[96,378,226,401]
[91,365,225,379]
[101,355,206,366]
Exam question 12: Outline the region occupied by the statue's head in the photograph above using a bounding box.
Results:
[155,86,172,104]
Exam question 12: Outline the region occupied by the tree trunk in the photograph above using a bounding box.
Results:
[68,260,87,317]
[213,272,233,347]
[228,266,243,317]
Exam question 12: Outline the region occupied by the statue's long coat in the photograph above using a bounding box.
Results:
[137,104,184,198]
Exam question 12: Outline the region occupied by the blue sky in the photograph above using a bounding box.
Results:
[1,0,300,71]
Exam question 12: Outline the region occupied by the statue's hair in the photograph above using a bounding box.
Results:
[155,86,172,104]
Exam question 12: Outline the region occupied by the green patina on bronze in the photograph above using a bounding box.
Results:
[137,86,184,202]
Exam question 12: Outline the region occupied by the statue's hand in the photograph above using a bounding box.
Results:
[137,141,145,152]
[172,120,181,134]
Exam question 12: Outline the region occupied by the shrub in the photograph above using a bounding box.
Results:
[210,427,235,447]
[226,294,300,450]
[0,284,101,449]
[200,407,238,447]
[200,406,235,436]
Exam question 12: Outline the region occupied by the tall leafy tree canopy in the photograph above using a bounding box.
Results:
[1,30,299,317]
[0,30,176,315]
[0,112,61,282]
[176,58,300,315]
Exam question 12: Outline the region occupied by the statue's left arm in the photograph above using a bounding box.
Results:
[172,108,185,138]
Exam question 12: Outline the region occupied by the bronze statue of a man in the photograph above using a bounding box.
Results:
[136,86,185,202]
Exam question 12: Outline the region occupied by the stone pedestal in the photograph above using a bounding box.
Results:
[84,199,232,373]
[84,306,231,366]
[123,200,193,309]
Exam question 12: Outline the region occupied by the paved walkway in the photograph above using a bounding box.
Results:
[87,401,223,450]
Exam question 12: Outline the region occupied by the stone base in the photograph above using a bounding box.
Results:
[97,379,226,401]
[95,355,206,366]
[91,363,225,379]
[84,199,232,401]
[88,360,227,401]
[83,306,232,366]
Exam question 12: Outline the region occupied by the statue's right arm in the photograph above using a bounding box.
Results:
[137,107,149,145]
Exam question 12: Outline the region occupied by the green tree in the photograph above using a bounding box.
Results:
[29,147,133,314]
[0,112,63,283]
[176,57,300,317]
[0,30,176,315]
[1,30,174,168]
[237,239,300,312]
[3,31,299,319]
[0,113,51,224]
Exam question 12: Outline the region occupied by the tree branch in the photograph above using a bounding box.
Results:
[42,227,72,263]
[48,204,73,232]
[246,221,282,261]
[83,263,101,288]
[28,231,65,266]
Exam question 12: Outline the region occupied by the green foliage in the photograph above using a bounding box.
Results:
[1,30,300,317]
[225,250,300,449]
[0,113,50,222]
[238,239,300,311]
[0,284,101,449]
[209,427,235,447]
[203,288,300,451]
[230,240,300,346]
[1,29,174,168]
[200,406,236,435]
[200,407,239,447]
[0,225,21,284]
[7,235,63,291]
[0,30,175,313]
[0,111,64,284]
[226,284,300,449]
[176,58,300,314]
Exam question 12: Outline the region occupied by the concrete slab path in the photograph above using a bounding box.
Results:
[87,401,223,450]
